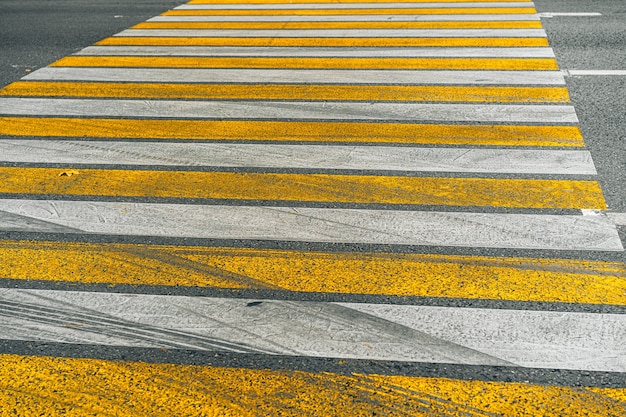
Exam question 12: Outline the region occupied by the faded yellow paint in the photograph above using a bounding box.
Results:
[0,117,585,146]
[96,36,550,47]
[132,20,543,29]
[0,354,624,416]
[2,240,625,305]
[1,82,571,103]
[0,167,607,209]
[51,56,558,70]
[162,7,537,16]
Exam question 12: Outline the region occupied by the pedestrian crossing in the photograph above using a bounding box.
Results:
[0,0,625,414]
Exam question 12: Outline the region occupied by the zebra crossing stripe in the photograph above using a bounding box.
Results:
[0,200,621,251]
[184,0,535,3]
[74,46,557,57]
[165,7,537,15]
[1,288,625,371]
[1,354,623,416]
[0,117,584,146]
[113,28,547,37]
[0,98,579,123]
[49,55,558,70]
[1,240,623,305]
[96,36,550,47]
[0,167,606,209]
[147,13,541,21]
[22,68,567,85]
[1,82,571,103]
[176,2,535,10]
[132,21,543,29]
[0,140,595,174]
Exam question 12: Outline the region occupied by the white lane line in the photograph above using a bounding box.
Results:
[23,68,567,85]
[2,288,625,372]
[0,98,578,123]
[0,141,597,175]
[174,2,534,10]
[147,14,541,22]
[75,46,556,58]
[538,12,602,18]
[0,200,621,251]
[115,28,547,38]
[563,69,626,77]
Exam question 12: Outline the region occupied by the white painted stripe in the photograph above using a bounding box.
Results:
[116,28,547,38]
[563,69,626,77]
[24,67,567,85]
[174,2,534,10]
[0,140,596,175]
[76,46,556,58]
[343,302,626,372]
[538,12,602,18]
[0,200,621,251]
[0,98,579,123]
[147,14,540,22]
[2,288,625,372]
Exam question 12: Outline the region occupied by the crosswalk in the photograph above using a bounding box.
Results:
[0,0,625,414]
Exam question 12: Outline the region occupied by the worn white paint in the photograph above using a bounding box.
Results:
[0,200,621,251]
[115,28,547,38]
[75,46,556,58]
[0,98,579,123]
[0,140,597,175]
[24,67,567,85]
[1,288,625,372]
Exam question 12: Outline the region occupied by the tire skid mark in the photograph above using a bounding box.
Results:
[0,296,286,355]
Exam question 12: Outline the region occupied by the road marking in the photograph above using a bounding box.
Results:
[563,69,626,77]
[148,13,541,21]
[1,289,625,371]
[114,28,547,37]
[174,2,534,10]
[184,0,536,3]
[1,82,571,103]
[0,167,606,209]
[133,20,543,29]
[2,240,624,305]
[0,200,621,251]
[75,45,557,57]
[23,68,567,85]
[538,12,602,18]
[166,8,538,16]
[97,36,550,47]
[0,141,596,175]
[0,117,584,146]
[2,354,623,417]
[48,56,559,70]
[0,99,579,123]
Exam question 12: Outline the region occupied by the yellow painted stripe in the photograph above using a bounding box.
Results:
[133,20,543,29]
[96,36,550,47]
[0,167,607,209]
[1,82,571,103]
[162,8,537,16]
[2,354,624,416]
[0,117,585,146]
[51,56,559,70]
[188,0,535,3]
[2,240,625,305]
